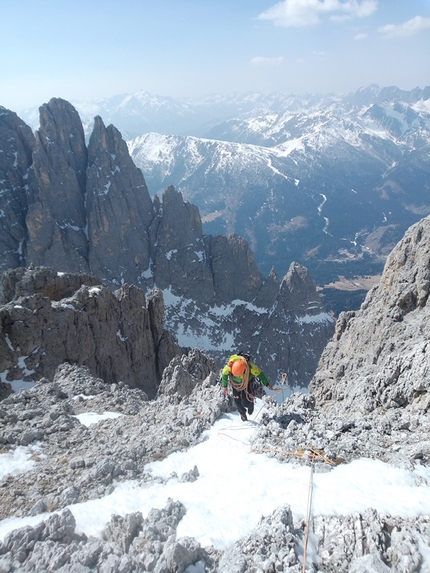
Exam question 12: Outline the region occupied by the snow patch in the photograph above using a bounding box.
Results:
[73,412,123,427]
[0,443,43,481]
[296,312,333,325]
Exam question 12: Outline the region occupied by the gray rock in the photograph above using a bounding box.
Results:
[218,505,300,573]
[310,215,430,424]
[102,512,143,552]
[251,262,335,387]
[0,107,35,274]
[161,536,200,573]
[348,553,391,572]
[0,268,181,396]
[158,349,217,397]
[86,116,153,287]
[26,98,89,273]
[42,509,76,543]
[179,466,199,483]
[0,382,12,401]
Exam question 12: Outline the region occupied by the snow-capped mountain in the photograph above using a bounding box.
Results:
[21,90,308,139]
[127,86,430,290]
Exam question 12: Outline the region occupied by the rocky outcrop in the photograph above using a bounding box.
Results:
[251,262,335,385]
[148,186,215,303]
[0,503,222,573]
[205,232,264,305]
[0,381,12,401]
[157,349,218,397]
[0,267,181,397]
[0,357,224,521]
[2,500,428,572]
[219,503,430,573]
[309,214,430,419]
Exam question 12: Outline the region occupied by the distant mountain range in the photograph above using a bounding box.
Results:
[126,86,430,290]
[18,86,430,309]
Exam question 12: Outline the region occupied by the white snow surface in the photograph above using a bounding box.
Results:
[0,401,429,562]
[0,443,43,481]
[72,412,123,427]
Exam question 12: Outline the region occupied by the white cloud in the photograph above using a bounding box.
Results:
[258,0,378,28]
[378,15,430,38]
[354,32,369,40]
[250,56,285,66]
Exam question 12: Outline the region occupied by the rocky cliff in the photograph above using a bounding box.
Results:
[0,108,34,271]
[0,98,334,388]
[0,267,181,399]
[309,214,430,420]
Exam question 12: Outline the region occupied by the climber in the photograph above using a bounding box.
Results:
[221,353,274,421]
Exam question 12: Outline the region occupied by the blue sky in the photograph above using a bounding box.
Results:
[1,0,430,112]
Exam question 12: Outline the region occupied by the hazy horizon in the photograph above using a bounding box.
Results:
[1,0,430,114]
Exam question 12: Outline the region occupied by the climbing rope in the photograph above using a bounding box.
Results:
[302,451,316,573]
[218,408,333,572]
[220,372,330,570]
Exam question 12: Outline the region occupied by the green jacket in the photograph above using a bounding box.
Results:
[221,356,269,388]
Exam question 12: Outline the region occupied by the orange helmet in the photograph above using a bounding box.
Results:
[231,360,247,376]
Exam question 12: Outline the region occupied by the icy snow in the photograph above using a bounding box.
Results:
[0,401,429,565]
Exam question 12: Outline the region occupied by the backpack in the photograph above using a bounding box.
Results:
[237,350,252,362]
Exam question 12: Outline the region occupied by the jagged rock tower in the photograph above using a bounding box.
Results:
[0,98,335,388]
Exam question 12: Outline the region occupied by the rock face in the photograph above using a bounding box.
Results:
[25,99,89,273]
[310,214,430,419]
[86,116,154,285]
[0,267,181,397]
[0,107,34,271]
[0,98,335,388]
[254,262,335,385]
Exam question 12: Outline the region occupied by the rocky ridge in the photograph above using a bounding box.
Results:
[0,354,222,522]
[0,99,334,389]
[310,213,430,421]
[0,359,429,572]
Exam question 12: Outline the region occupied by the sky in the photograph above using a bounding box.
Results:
[1,0,430,113]
[1,400,430,569]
